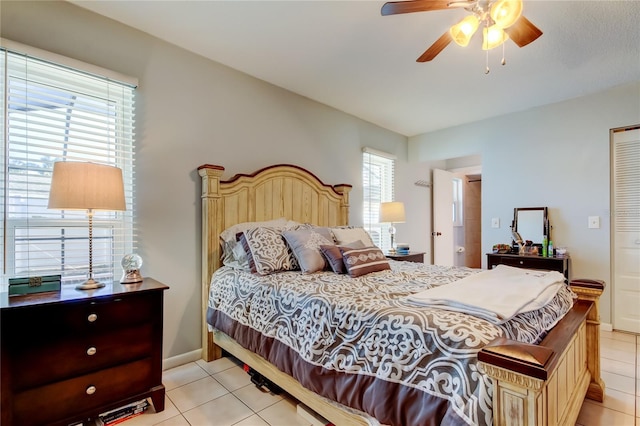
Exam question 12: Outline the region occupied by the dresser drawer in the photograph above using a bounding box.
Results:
[11,323,153,390]
[12,358,154,426]
[3,292,157,339]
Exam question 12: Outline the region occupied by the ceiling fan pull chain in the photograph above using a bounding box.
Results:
[485,49,490,74]
[501,42,506,66]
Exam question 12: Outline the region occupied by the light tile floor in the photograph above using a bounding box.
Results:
[122,330,639,426]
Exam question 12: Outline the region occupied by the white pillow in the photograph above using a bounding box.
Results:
[331,227,375,247]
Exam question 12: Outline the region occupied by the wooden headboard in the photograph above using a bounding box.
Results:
[198,164,352,360]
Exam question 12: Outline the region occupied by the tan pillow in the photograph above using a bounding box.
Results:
[331,227,375,247]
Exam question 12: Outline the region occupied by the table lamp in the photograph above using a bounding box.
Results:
[379,201,406,254]
[48,162,126,290]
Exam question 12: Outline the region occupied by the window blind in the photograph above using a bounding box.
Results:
[1,46,136,287]
[613,128,640,232]
[362,148,395,251]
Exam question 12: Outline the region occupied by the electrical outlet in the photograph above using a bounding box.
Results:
[491,217,500,228]
[588,216,600,229]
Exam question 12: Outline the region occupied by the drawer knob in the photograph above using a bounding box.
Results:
[86,347,97,356]
[86,385,96,395]
[87,313,98,323]
[519,260,524,264]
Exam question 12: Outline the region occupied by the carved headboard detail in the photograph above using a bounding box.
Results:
[197,163,351,359]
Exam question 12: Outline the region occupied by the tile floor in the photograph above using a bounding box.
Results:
[121,330,639,426]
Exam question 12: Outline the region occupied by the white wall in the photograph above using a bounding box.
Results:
[1,0,408,358]
[409,81,640,324]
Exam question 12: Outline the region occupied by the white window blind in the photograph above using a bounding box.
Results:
[362,148,395,252]
[1,46,136,288]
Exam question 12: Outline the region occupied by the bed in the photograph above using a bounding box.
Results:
[198,163,605,426]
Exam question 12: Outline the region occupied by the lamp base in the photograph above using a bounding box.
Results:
[76,277,105,290]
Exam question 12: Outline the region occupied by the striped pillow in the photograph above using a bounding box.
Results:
[340,246,390,278]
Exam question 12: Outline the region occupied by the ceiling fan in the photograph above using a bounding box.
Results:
[381,0,542,63]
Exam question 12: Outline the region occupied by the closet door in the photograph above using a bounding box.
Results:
[612,127,640,333]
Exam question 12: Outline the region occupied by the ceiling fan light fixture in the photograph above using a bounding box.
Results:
[482,25,509,50]
[490,0,523,29]
[449,15,480,47]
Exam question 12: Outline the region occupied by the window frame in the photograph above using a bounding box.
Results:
[362,148,396,252]
[1,40,137,289]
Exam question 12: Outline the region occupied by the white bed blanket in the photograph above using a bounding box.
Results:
[406,264,565,324]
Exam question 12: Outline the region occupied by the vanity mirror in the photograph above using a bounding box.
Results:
[512,207,549,248]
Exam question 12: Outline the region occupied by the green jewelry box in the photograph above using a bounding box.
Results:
[8,275,61,296]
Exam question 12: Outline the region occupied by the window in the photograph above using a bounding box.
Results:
[362,148,395,252]
[1,42,137,288]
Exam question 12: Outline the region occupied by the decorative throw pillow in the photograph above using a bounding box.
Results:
[320,240,366,274]
[340,246,390,278]
[219,218,297,269]
[240,227,299,275]
[330,227,375,247]
[283,227,334,273]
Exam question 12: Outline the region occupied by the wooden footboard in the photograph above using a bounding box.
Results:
[478,279,605,426]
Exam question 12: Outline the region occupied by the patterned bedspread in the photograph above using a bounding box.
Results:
[207,261,575,426]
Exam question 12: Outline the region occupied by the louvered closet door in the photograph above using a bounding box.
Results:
[612,127,640,333]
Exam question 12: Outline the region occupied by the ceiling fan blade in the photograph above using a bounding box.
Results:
[381,0,452,16]
[504,15,543,47]
[417,31,453,62]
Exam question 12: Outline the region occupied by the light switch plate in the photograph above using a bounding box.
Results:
[491,217,500,228]
[588,216,600,229]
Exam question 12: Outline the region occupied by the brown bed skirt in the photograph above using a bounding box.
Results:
[208,308,468,426]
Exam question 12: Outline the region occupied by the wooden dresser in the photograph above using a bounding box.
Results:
[486,253,570,282]
[0,278,168,426]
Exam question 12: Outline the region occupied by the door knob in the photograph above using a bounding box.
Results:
[431,232,442,237]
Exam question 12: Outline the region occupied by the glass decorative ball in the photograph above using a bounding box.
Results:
[121,253,143,271]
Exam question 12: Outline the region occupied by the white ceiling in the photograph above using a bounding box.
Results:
[70,0,640,137]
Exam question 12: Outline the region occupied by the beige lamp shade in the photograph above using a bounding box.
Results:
[380,202,406,224]
[48,162,126,211]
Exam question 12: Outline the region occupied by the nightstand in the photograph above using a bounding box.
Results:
[386,252,425,263]
[0,277,168,426]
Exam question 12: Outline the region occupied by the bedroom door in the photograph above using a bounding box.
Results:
[432,169,454,266]
[612,126,640,333]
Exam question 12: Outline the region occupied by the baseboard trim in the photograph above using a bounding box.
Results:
[600,323,613,332]
[162,349,202,371]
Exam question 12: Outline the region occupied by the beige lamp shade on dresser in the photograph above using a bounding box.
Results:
[48,161,126,212]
